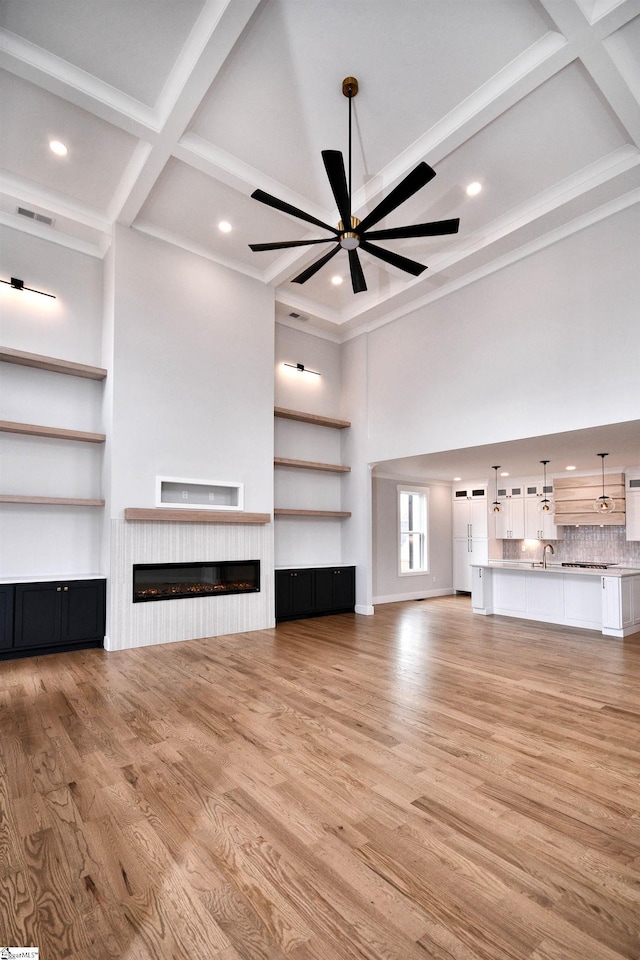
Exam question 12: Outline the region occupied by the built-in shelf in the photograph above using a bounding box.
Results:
[274,407,351,429]
[274,508,352,518]
[0,346,107,380]
[0,495,105,506]
[274,457,351,474]
[274,406,351,521]
[0,420,106,443]
[124,508,270,524]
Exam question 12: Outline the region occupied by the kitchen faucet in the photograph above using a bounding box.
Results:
[542,543,555,569]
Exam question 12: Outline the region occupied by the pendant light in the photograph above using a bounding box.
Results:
[489,466,502,515]
[594,453,616,515]
[538,460,552,514]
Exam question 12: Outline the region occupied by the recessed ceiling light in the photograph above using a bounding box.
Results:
[49,140,68,156]
[500,471,509,477]
[218,221,232,233]
[466,181,482,197]
[566,465,576,471]
[453,477,461,482]
[331,275,343,285]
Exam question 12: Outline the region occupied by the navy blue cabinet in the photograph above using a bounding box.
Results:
[1,578,106,659]
[276,566,355,622]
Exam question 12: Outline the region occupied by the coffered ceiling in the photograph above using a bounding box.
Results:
[1,0,639,340]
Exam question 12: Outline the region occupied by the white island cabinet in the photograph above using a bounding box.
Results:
[471,563,640,639]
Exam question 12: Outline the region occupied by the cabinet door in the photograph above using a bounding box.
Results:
[15,582,61,648]
[601,577,621,630]
[453,539,471,592]
[276,570,314,618]
[63,580,106,643]
[452,498,470,539]
[510,498,525,539]
[626,491,640,541]
[315,567,355,612]
[469,498,488,539]
[0,585,14,650]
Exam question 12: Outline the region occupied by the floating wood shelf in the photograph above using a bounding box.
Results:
[274,508,352,518]
[274,407,351,429]
[125,508,271,524]
[0,346,107,380]
[0,495,105,506]
[274,457,351,474]
[0,420,106,443]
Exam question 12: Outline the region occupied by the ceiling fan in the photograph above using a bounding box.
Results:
[248,77,460,294]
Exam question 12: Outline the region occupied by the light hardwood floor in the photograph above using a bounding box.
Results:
[1,595,639,960]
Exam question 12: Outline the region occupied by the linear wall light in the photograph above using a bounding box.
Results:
[1,277,56,298]
[284,362,320,376]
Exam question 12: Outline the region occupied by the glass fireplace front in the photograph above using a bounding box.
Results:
[133,560,260,602]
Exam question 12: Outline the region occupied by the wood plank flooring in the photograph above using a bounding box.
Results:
[1,595,639,960]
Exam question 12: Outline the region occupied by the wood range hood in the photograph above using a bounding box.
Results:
[553,473,626,526]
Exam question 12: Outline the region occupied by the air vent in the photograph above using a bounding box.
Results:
[288,311,307,321]
[17,206,54,227]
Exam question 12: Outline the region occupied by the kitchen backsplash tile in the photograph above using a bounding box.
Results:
[503,526,640,565]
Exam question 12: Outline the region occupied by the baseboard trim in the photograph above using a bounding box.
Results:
[373,588,454,605]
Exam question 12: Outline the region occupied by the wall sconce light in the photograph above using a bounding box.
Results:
[284,362,320,376]
[1,277,56,298]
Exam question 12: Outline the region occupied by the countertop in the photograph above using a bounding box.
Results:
[477,562,640,578]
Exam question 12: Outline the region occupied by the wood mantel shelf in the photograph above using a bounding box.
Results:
[274,457,351,474]
[124,508,271,524]
[274,407,351,429]
[0,420,106,443]
[274,508,352,518]
[0,346,107,380]
[0,495,104,506]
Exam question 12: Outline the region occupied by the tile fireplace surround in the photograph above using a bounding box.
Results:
[107,519,274,651]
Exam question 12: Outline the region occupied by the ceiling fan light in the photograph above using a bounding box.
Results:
[340,232,360,250]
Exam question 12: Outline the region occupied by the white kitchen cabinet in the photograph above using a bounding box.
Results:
[452,484,488,591]
[524,497,564,541]
[452,488,488,539]
[494,495,525,540]
[602,575,640,636]
[453,535,488,592]
[625,473,640,541]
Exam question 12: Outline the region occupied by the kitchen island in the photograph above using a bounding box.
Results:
[471,562,640,638]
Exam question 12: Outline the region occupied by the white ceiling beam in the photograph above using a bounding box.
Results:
[117,0,265,227]
[0,30,159,139]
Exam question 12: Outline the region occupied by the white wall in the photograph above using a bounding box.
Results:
[274,323,345,567]
[109,226,275,516]
[343,202,640,611]
[365,204,640,463]
[372,476,453,603]
[0,226,104,577]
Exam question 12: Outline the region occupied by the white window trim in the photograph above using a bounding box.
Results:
[397,484,430,577]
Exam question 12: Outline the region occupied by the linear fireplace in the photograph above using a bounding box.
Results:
[133,560,260,603]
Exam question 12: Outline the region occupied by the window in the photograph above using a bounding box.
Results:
[398,486,428,574]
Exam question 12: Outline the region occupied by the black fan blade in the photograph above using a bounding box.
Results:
[322,150,351,227]
[366,218,460,241]
[249,238,335,252]
[357,163,437,233]
[348,249,367,293]
[292,244,341,284]
[360,240,427,277]
[251,189,338,235]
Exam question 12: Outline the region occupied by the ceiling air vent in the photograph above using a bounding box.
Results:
[17,206,55,227]
[288,311,307,321]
